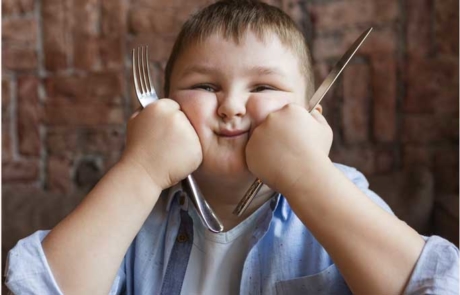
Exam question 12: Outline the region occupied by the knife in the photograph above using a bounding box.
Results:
[233,27,374,217]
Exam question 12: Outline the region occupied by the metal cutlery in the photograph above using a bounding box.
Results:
[132,46,224,233]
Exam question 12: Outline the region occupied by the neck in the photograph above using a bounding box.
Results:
[193,172,275,231]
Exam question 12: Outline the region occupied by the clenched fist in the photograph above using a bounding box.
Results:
[122,99,203,190]
[245,104,333,195]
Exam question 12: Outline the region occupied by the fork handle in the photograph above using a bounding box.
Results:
[182,175,224,233]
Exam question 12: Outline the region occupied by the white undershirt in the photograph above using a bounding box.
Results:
[181,201,270,295]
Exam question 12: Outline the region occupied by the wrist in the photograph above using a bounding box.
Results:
[115,157,164,205]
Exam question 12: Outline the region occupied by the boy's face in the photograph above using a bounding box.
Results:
[169,31,309,181]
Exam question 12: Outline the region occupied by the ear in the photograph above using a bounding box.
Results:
[314,104,323,114]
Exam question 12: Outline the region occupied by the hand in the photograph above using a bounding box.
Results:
[122,99,203,190]
[245,103,333,194]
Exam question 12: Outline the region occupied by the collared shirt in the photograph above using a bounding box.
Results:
[5,164,459,294]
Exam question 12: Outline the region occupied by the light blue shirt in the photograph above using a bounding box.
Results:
[5,164,459,294]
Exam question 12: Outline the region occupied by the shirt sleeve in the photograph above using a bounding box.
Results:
[4,230,127,295]
[403,236,459,295]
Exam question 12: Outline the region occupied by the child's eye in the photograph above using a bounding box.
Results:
[252,85,275,92]
[191,84,217,92]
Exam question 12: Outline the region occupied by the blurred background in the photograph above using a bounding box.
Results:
[2,0,458,288]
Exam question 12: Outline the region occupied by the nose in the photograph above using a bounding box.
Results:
[217,92,247,120]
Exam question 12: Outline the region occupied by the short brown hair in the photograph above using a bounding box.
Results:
[164,0,314,99]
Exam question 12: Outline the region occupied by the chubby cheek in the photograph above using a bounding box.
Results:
[170,91,216,145]
[247,94,299,134]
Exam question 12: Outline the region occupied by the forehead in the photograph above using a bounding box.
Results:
[172,31,304,80]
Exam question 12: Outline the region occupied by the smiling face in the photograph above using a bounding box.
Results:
[169,31,309,183]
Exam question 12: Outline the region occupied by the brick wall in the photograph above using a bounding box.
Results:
[2,0,459,281]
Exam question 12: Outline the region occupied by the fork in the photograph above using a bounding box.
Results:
[132,46,224,233]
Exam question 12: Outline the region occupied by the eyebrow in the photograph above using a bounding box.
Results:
[179,64,287,79]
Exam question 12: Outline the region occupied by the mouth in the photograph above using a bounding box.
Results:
[216,130,249,138]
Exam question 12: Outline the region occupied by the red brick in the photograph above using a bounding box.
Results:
[402,115,452,143]
[129,34,176,62]
[79,127,125,153]
[434,0,459,56]
[372,56,397,142]
[99,37,125,70]
[406,0,433,57]
[2,160,39,182]
[17,76,42,156]
[72,0,100,70]
[313,27,397,61]
[44,103,124,126]
[307,0,398,32]
[342,61,370,144]
[131,0,211,9]
[433,148,459,194]
[2,46,38,71]
[42,0,72,71]
[403,145,433,168]
[101,0,127,37]
[2,0,35,16]
[405,56,459,115]
[45,72,124,105]
[2,18,37,46]
[375,148,395,173]
[2,79,12,160]
[46,155,73,194]
[129,7,190,35]
[46,127,78,155]
[330,146,375,176]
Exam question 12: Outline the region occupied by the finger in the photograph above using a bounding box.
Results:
[130,107,142,119]
[311,109,328,126]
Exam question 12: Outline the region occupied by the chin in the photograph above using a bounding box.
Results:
[195,161,252,181]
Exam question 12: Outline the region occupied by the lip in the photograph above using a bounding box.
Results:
[216,129,249,138]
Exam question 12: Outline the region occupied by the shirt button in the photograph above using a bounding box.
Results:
[177,233,188,243]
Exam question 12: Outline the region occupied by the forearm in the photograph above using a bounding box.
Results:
[284,157,425,295]
[42,159,162,295]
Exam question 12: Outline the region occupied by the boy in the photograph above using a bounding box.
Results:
[5,1,458,294]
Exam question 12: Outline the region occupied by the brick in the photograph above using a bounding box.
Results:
[403,145,433,168]
[46,127,78,155]
[313,27,397,61]
[434,0,459,56]
[2,18,37,46]
[44,103,124,126]
[73,0,100,70]
[2,46,38,71]
[129,7,190,35]
[99,37,125,69]
[42,0,72,71]
[406,0,433,57]
[2,80,12,160]
[131,0,211,9]
[2,0,35,16]
[130,34,176,62]
[2,160,39,182]
[307,0,398,32]
[433,148,459,194]
[101,0,127,37]
[402,115,452,143]
[17,76,42,156]
[372,56,397,142]
[405,56,459,115]
[75,158,103,189]
[330,146,375,176]
[342,61,370,144]
[45,72,124,105]
[79,127,125,153]
[46,155,73,194]
[375,148,395,174]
